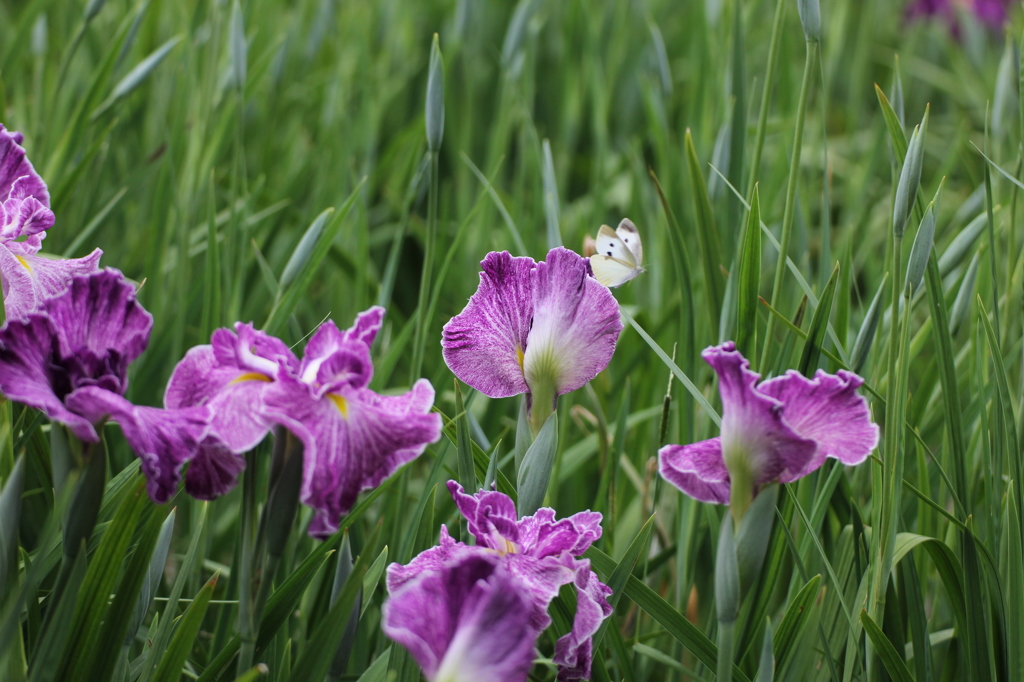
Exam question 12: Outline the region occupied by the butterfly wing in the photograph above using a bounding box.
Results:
[615,218,643,267]
[590,253,639,288]
[595,224,636,266]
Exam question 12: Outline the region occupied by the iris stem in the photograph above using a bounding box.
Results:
[236,449,259,675]
[759,39,817,370]
[411,150,439,382]
[745,0,786,198]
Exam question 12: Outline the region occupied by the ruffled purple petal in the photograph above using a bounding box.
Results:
[41,268,147,392]
[0,248,103,321]
[502,553,577,631]
[383,549,541,682]
[442,251,535,399]
[297,320,374,394]
[447,480,521,551]
[517,507,603,558]
[165,344,274,453]
[553,557,613,681]
[386,525,477,594]
[758,369,879,481]
[0,126,48,208]
[704,343,817,484]
[2,195,53,239]
[523,247,622,397]
[0,314,98,441]
[65,387,211,504]
[211,322,298,377]
[263,377,441,538]
[184,436,246,501]
[342,305,384,347]
[658,439,731,504]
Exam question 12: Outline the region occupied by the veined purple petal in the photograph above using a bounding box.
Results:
[386,525,478,594]
[658,439,731,504]
[66,386,210,504]
[0,247,102,321]
[165,344,274,453]
[298,319,374,394]
[0,314,98,441]
[759,369,879,481]
[502,553,577,631]
[704,343,817,484]
[0,125,48,208]
[517,506,603,558]
[184,436,246,501]
[553,557,613,681]
[383,550,541,682]
[523,247,622,398]
[263,377,441,538]
[2,195,53,239]
[442,251,535,398]
[211,322,299,377]
[42,268,147,391]
[448,481,521,551]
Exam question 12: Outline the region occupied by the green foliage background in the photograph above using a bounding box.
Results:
[1,0,1022,680]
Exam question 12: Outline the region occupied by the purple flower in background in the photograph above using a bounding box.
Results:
[0,269,209,502]
[659,343,878,514]
[442,247,622,433]
[167,306,443,537]
[383,482,612,681]
[0,124,101,319]
[907,0,1010,29]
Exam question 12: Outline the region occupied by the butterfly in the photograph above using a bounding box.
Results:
[589,218,644,288]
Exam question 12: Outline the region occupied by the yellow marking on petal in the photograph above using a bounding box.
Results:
[15,255,31,273]
[516,345,525,373]
[231,372,272,384]
[328,393,349,419]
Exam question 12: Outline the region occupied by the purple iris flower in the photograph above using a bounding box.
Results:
[383,481,612,681]
[166,306,443,538]
[442,247,622,433]
[659,343,878,513]
[907,0,1010,29]
[0,268,210,502]
[0,124,101,319]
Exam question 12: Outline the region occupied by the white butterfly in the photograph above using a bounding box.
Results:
[590,218,644,288]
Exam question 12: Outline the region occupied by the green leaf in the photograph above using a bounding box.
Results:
[263,178,367,335]
[892,108,929,237]
[140,502,209,682]
[288,524,381,681]
[0,456,24,595]
[92,35,183,119]
[736,185,762,361]
[354,647,391,682]
[54,476,150,679]
[361,546,389,618]
[593,515,655,650]
[27,546,87,682]
[685,128,725,332]
[454,381,477,494]
[541,139,561,249]
[277,208,331,294]
[229,0,246,89]
[754,617,774,682]
[516,411,558,517]
[151,575,218,682]
[773,574,820,673]
[425,34,445,152]
[860,610,914,682]
[586,547,752,682]
[735,485,778,595]
[797,260,838,375]
[88,504,169,682]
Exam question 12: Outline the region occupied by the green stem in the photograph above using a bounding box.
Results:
[745,0,786,198]
[759,40,818,370]
[411,151,439,382]
[236,450,259,675]
[868,232,911,678]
